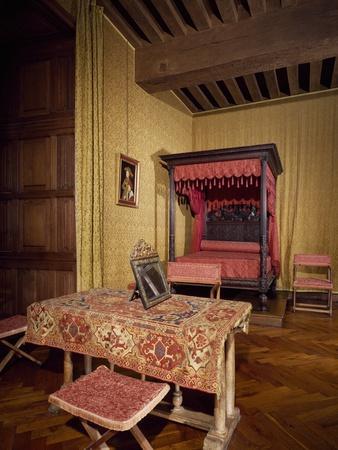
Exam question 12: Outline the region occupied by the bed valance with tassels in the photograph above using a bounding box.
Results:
[174,159,261,185]
[174,158,276,216]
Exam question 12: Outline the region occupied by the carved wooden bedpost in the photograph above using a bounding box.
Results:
[169,166,175,262]
[259,158,268,311]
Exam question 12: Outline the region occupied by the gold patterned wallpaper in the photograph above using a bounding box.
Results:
[57,0,338,292]
[193,92,338,290]
[102,18,192,289]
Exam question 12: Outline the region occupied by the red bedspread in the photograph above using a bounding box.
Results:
[176,251,271,279]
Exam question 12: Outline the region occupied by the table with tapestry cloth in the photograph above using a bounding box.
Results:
[26,288,251,449]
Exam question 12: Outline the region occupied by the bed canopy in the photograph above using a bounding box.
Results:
[173,157,279,275]
[160,144,283,312]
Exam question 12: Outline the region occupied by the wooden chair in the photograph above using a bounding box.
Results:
[49,365,170,450]
[0,315,42,373]
[167,262,222,299]
[293,254,333,316]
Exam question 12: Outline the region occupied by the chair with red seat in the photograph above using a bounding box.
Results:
[0,315,42,373]
[292,254,333,316]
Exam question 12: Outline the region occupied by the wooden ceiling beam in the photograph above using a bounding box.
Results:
[309,61,323,91]
[247,0,267,16]
[122,0,166,43]
[135,0,338,93]
[215,0,238,23]
[286,65,302,95]
[33,0,75,31]
[181,0,212,31]
[281,0,298,7]
[332,57,338,87]
[223,79,246,104]
[173,89,200,113]
[98,0,146,48]
[188,86,215,110]
[264,70,281,98]
[153,0,188,36]
[204,82,230,108]
[243,74,264,101]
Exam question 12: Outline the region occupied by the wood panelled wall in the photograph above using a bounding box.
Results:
[0,38,76,314]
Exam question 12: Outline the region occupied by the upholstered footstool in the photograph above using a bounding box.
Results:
[49,365,170,450]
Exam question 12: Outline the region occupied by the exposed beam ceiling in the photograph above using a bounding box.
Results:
[100,0,338,113]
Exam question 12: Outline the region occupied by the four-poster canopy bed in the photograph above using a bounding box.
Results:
[160,144,283,311]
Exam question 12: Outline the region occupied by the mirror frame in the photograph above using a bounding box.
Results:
[130,256,171,309]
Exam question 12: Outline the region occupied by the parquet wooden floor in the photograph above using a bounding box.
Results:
[0,304,337,449]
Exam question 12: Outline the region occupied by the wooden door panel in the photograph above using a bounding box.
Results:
[1,35,75,315]
[0,141,18,193]
[57,134,74,190]
[57,197,75,253]
[19,137,57,191]
[52,55,75,112]
[56,271,76,296]
[18,269,36,312]
[0,269,17,315]
[0,200,18,251]
[19,199,56,252]
[36,270,57,301]
[0,53,18,120]
[20,60,50,117]
[17,268,75,312]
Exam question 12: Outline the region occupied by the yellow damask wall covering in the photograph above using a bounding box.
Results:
[193,92,338,290]
[57,1,338,292]
[102,18,192,289]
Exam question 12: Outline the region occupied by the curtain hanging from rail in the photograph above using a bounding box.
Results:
[75,0,104,290]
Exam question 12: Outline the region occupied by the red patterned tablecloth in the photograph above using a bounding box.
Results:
[26,289,251,394]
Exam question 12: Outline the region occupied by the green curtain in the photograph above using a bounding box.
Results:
[75,0,104,290]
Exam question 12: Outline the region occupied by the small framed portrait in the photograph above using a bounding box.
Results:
[117,153,139,208]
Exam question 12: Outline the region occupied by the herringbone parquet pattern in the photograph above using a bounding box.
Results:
[0,305,337,449]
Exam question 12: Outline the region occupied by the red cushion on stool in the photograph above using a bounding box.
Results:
[49,365,170,431]
[167,262,221,285]
[0,315,27,339]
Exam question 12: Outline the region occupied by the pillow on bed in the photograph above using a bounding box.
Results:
[200,240,260,253]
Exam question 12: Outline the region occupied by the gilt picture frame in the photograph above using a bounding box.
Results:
[117,153,139,207]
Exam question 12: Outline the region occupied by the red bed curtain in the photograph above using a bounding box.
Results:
[174,159,280,276]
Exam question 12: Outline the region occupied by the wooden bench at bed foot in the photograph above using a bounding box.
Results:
[167,261,222,299]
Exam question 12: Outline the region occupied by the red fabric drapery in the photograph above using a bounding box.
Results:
[174,159,280,277]
[174,159,261,181]
[186,188,205,253]
[266,165,279,276]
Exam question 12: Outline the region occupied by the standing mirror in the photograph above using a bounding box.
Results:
[130,240,171,309]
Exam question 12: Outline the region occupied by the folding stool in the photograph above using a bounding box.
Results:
[0,315,41,373]
[49,365,170,450]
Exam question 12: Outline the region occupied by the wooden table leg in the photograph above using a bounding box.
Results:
[213,354,226,435]
[226,332,235,418]
[49,350,74,415]
[84,355,92,375]
[64,351,73,385]
[172,383,183,411]
[203,332,240,449]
